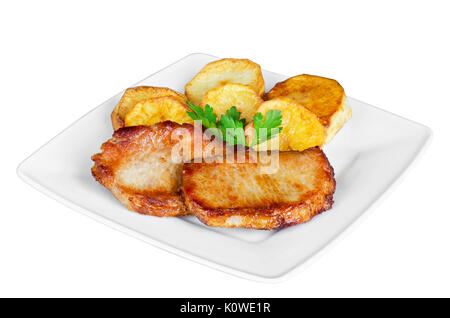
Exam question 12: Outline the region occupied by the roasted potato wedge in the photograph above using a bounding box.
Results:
[111,86,186,130]
[265,74,351,143]
[200,83,263,123]
[245,97,326,152]
[185,58,265,106]
[124,96,193,127]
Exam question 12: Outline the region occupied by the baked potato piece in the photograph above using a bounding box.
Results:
[185,58,265,106]
[265,74,351,143]
[245,97,325,152]
[124,96,193,127]
[111,86,186,130]
[200,83,263,123]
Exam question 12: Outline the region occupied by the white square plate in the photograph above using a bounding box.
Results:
[17,53,432,282]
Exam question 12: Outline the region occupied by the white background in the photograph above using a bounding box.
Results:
[1,0,449,297]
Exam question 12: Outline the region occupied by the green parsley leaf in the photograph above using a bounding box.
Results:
[185,102,282,147]
[217,106,247,146]
[186,101,217,129]
[251,110,283,146]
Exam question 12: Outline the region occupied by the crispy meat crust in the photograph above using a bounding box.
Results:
[91,121,221,217]
[182,147,336,230]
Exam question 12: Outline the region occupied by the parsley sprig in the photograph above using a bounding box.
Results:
[186,101,282,147]
[251,110,283,146]
[185,102,217,129]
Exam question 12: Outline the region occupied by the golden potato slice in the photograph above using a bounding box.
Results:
[265,74,351,143]
[185,58,265,106]
[124,96,193,127]
[245,97,325,152]
[200,83,263,123]
[111,86,186,130]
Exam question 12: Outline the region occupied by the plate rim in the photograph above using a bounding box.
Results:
[16,52,433,282]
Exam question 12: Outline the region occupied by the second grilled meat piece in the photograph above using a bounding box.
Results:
[182,147,336,230]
